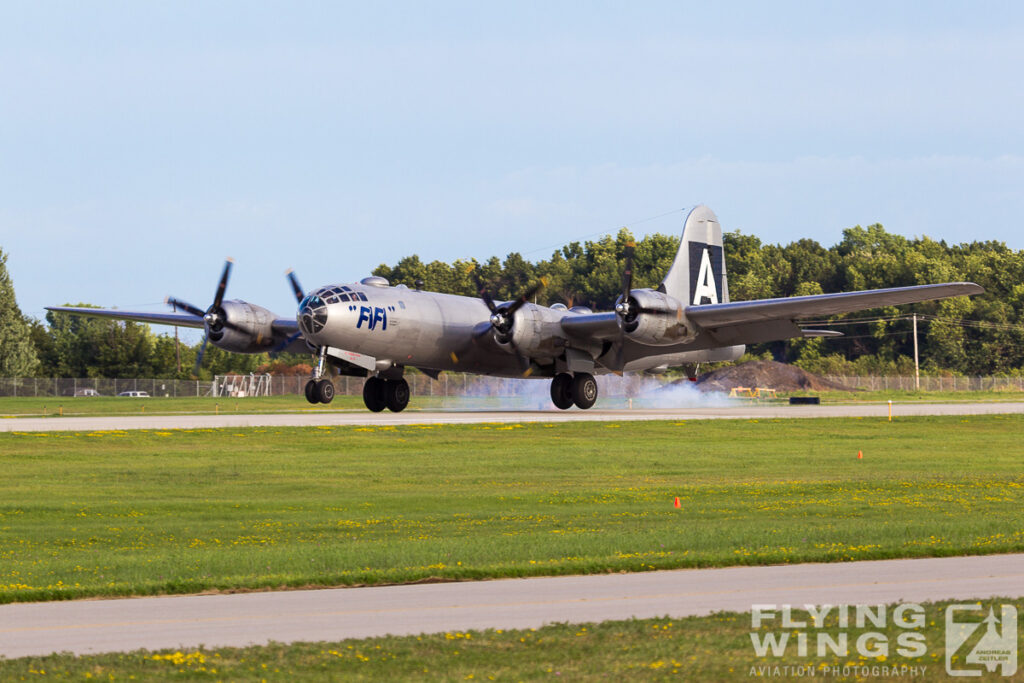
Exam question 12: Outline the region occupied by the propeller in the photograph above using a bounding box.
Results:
[608,242,682,371]
[469,272,546,375]
[610,243,637,372]
[166,258,244,376]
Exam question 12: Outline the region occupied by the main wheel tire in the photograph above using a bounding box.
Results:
[550,373,573,410]
[362,377,386,412]
[385,378,411,412]
[570,372,598,409]
[305,379,319,404]
[316,378,335,404]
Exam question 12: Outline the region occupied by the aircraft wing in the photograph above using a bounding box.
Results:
[272,318,300,334]
[45,306,206,329]
[684,282,983,346]
[559,312,621,340]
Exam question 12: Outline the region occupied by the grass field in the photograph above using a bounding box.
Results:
[2,599,1020,680]
[1,415,1022,604]
[0,395,367,418]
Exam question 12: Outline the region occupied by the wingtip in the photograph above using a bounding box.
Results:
[285,268,294,276]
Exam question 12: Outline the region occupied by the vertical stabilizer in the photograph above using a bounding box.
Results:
[659,205,729,306]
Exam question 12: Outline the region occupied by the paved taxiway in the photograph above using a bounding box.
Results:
[1,554,1021,658]
[2,401,1022,432]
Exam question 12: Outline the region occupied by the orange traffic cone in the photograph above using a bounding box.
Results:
[857,450,863,460]
[673,496,681,508]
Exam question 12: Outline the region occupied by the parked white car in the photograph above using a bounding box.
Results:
[117,391,150,397]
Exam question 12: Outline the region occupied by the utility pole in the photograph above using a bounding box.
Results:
[912,313,920,391]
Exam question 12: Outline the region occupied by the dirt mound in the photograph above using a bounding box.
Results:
[694,360,855,393]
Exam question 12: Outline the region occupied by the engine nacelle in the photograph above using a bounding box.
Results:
[208,300,277,353]
[497,304,564,358]
[619,289,694,346]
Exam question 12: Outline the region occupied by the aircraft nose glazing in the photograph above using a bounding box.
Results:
[298,295,328,336]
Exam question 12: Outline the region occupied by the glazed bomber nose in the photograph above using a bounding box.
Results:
[298,295,328,336]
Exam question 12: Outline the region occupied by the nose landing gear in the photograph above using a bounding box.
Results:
[550,372,598,410]
[305,346,336,404]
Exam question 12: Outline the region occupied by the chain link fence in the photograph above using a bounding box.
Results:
[824,376,1024,392]
[2,374,1022,399]
[0,377,215,398]
[0,374,660,399]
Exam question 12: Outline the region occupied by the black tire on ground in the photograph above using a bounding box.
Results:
[362,377,387,412]
[550,373,573,410]
[304,379,319,404]
[570,372,598,409]
[316,378,335,404]
[385,378,411,412]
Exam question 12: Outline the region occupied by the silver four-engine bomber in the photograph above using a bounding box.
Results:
[48,206,984,412]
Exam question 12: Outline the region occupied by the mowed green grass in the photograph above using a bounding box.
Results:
[0,415,1022,603]
[0,395,366,417]
[3,599,1020,681]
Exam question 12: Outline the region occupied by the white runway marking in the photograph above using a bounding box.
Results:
[0,554,1021,658]
[2,401,1022,432]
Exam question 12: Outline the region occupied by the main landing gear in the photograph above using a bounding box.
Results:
[550,372,598,410]
[362,376,410,413]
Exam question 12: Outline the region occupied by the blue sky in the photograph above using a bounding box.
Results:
[2,1,1022,333]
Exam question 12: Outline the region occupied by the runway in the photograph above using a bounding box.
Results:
[1,554,1021,658]
[2,401,1022,432]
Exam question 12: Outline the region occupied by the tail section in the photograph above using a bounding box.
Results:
[659,205,729,306]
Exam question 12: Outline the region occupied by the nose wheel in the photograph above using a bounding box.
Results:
[550,372,598,410]
[305,378,335,404]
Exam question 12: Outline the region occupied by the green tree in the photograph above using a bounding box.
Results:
[0,248,40,376]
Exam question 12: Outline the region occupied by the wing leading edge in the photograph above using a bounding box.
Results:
[45,306,207,329]
[46,306,306,348]
[685,282,983,328]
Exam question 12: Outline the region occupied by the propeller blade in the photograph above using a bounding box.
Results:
[471,271,498,313]
[504,278,547,317]
[194,335,209,377]
[621,242,635,304]
[212,259,233,309]
[270,331,303,356]
[286,269,305,304]
[507,338,533,377]
[166,297,205,318]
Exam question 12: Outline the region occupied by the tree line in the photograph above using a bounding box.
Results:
[372,223,1024,376]
[3,222,1023,379]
